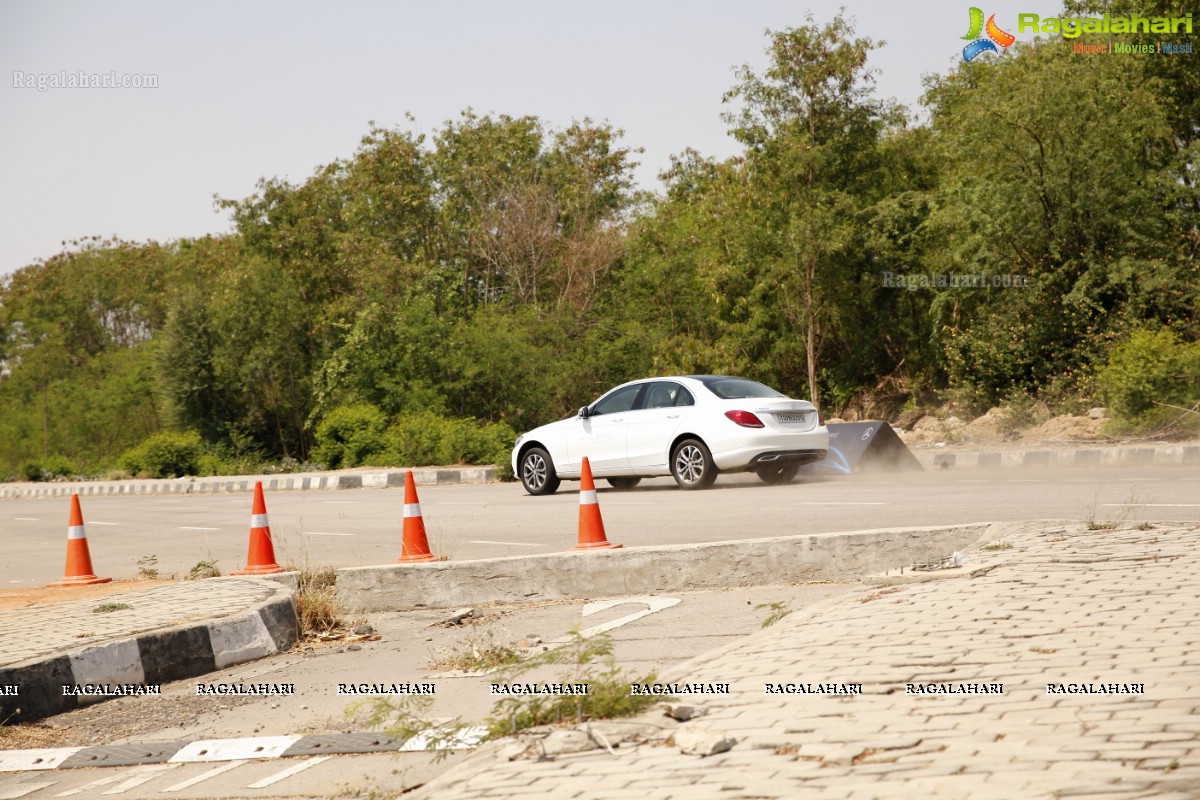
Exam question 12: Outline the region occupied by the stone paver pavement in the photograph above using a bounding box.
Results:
[0,580,282,667]
[412,520,1200,799]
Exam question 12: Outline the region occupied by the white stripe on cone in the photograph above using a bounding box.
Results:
[250,514,269,528]
[67,525,86,540]
[403,503,421,518]
[579,490,598,505]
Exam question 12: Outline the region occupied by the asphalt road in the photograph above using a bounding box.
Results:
[2,466,1199,586]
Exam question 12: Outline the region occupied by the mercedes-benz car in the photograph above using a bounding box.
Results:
[512,375,828,495]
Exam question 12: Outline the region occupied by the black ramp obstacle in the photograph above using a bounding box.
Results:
[803,421,924,475]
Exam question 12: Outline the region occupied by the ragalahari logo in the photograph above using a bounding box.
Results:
[962,7,1016,61]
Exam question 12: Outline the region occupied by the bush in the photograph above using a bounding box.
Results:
[1097,329,1200,420]
[119,431,205,478]
[17,455,76,482]
[372,412,515,469]
[311,403,388,469]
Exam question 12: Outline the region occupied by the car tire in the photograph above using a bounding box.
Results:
[671,438,717,490]
[519,447,560,496]
[606,477,641,491]
[755,463,800,485]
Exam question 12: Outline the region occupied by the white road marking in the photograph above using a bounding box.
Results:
[322,501,361,505]
[578,596,682,639]
[303,531,355,537]
[54,773,124,796]
[398,726,487,752]
[468,540,541,547]
[1100,503,1200,507]
[0,782,56,799]
[169,736,301,763]
[12,518,38,522]
[100,764,179,795]
[0,748,81,772]
[179,526,221,531]
[161,760,248,792]
[789,502,886,506]
[87,521,119,526]
[244,756,332,789]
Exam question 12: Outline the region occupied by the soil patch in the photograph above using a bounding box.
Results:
[0,579,175,611]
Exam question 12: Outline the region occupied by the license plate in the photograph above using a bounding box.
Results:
[776,413,807,423]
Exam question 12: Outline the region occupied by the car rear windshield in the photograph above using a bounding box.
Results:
[699,377,787,400]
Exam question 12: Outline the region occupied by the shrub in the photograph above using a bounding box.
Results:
[1097,329,1200,420]
[312,403,388,469]
[372,412,515,469]
[119,431,205,478]
[16,455,76,482]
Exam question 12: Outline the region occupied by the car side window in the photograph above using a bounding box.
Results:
[643,382,677,410]
[591,384,641,416]
[644,381,692,410]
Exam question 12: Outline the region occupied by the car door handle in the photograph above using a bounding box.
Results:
[666,414,680,419]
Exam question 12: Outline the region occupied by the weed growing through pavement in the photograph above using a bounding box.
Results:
[1083,487,1142,531]
[755,601,792,629]
[185,559,221,580]
[350,694,474,763]
[136,555,159,579]
[982,542,1012,551]
[294,566,346,637]
[355,630,665,751]
[485,629,665,737]
[93,602,132,613]
[428,628,522,672]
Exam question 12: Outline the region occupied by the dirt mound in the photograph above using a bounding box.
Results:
[893,408,1111,449]
[1023,415,1109,442]
[963,407,1007,442]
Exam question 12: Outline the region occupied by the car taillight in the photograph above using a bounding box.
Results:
[725,410,764,428]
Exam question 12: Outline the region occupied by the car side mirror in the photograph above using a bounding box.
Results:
[578,406,591,419]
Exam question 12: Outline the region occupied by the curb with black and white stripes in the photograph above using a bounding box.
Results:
[915,443,1200,470]
[0,466,499,501]
[0,584,298,724]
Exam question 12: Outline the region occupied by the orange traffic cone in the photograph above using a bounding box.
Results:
[48,494,112,587]
[396,471,436,562]
[231,482,284,575]
[575,457,621,550]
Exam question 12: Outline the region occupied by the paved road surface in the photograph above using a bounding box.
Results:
[2,467,1198,585]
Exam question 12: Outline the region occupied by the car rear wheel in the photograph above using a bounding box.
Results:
[671,438,717,490]
[520,447,560,495]
[755,463,800,485]
[606,477,641,491]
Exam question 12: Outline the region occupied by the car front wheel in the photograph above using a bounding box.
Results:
[671,438,717,490]
[520,447,561,496]
[755,463,800,485]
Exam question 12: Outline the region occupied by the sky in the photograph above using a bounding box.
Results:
[0,0,1066,276]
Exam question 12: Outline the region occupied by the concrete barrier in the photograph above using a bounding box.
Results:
[0,466,500,500]
[336,523,992,611]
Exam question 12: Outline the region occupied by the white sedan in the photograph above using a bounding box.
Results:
[512,375,828,495]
